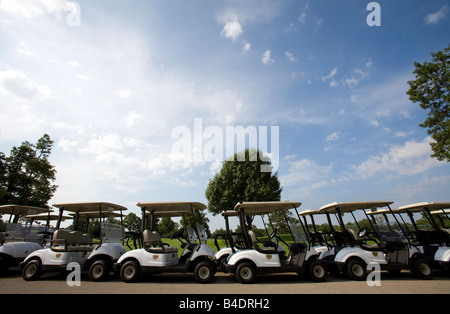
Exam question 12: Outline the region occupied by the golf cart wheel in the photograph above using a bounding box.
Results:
[307,259,328,282]
[120,260,141,283]
[412,257,433,280]
[194,261,214,283]
[235,262,256,284]
[89,259,111,282]
[22,259,42,281]
[346,259,367,281]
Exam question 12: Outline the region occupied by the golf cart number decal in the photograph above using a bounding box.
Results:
[153,255,159,260]
[372,252,378,257]
[56,253,62,258]
[266,255,272,260]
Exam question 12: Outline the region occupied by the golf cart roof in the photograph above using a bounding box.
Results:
[398,202,450,213]
[221,210,239,217]
[52,202,127,213]
[234,201,302,214]
[137,201,207,215]
[26,213,71,221]
[69,211,124,218]
[0,204,50,216]
[430,209,450,215]
[366,209,393,216]
[319,201,393,213]
[298,209,322,216]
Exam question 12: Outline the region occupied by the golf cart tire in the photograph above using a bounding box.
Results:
[235,262,256,284]
[307,259,328,282]
[22,259,42,281]
[412,257,433,280]
[194,261,215,283]
[346,259,367,281]
[89,259,111,282]
[120,260,141,283]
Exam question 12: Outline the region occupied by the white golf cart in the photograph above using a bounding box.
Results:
[397,202,450,275]
[21,202,127,281]
[0,205,51,274]
[214,209,284,271]
[114,202,217,283]
[317,201,433,280]
[222,201,328,284]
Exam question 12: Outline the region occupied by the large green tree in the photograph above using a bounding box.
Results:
[407,43,450,162]
[0,134,58,208]
[205,148,282,216]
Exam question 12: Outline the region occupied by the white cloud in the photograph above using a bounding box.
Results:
[285,51,297,62]
[0,69,51,102]
[424,5,448,25]
[326,131,343,142]
[261,50,275,65]
[321,67,338,82]
[124,110,144,127]
[220,15,243,42]
[352,137,445,178]
[0,0,71,18]
[242,42,251,53]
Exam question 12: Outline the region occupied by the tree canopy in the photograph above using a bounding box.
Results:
[407,43,450,162]
[205,148,282,216]
[0,134,58,208]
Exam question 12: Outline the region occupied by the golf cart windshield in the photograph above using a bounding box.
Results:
[372,220,406,242]
[102,222,125,243]
[3,223,46,243]
[290,221,308,243]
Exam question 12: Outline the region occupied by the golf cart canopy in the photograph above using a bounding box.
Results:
[25,213,71,221]
[52,202,127,213]
[398,202,450,213]
[0,205,50,216]
[234,201,302,215]
[137,201,206,217]
[298,209,322,216]
[319,201,393,213]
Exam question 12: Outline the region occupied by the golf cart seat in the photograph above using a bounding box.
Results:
[288,243,306,254]
[248,230,278,254]
[51,230,93,251]
[143,230,178,254]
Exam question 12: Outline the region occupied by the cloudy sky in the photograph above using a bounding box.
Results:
[0,0,449,230]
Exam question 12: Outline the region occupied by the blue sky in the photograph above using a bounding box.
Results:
[0,0,449,230]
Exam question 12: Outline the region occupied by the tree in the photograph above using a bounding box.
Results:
[158,217,179,238]
[407,44,450,162]
[0,134,58,208]
[123,212,142,233]
[205,148,282,216]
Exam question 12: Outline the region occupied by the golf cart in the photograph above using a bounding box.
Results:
[222,201,328,284]
[317,201,433,280]
[114,202,217,283]
[397,202,450,274]
[0,205,51,274]
[214,209,284,271]
[21,202,127,281]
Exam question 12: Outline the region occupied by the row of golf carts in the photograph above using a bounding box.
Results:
[0,200,449,284]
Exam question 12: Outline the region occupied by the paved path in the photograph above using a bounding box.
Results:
[1,269,449,294]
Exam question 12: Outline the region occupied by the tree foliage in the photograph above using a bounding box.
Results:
[205,148,282,216]
[0,134,58,208]
[407,44,450,162]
